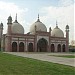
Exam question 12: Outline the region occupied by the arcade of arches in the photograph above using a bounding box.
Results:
[12,41,66,52]
[12,42,24,52]
[51,44,66,52]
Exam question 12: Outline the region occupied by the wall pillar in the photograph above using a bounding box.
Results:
[17,38,19,52]
[25,39,28,52]
[34,33,37,52]
[24,38,26,52]
[6,36,11,52]
[49,27,51,52]
[55,43,57,52]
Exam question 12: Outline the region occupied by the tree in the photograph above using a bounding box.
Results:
[71,40,75,46]
[69,40,75,52]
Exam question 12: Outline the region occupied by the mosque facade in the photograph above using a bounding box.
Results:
[0,14,69,52]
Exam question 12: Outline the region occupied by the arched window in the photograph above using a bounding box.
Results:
[51,44,55,52]
[28,43,33,52]
[37,38,48,52]
[62,44,65,52]
[57,44,61,52]
[12,42,17,52]
[19,42,24,52]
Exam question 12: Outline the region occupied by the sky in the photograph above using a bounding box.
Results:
[0,0,74,44]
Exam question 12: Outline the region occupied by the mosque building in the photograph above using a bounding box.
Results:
[0,14,69,52]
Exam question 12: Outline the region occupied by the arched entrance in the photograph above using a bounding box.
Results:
[28,43,33,52]
[37,38,48,52]
[12,42,17,52]
[62,44,65,52]
[51,44,55,52]
[19,42,24,52]
[57,44,61,52]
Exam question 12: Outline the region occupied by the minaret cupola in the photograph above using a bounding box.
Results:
[7,15,12,24]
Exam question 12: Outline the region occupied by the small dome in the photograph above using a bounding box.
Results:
[30,15,47,34]
[8,16,12,20]
[0,22,3,27]
[51,26,64,37]
[66,25,69,29]
[12,22,24,34]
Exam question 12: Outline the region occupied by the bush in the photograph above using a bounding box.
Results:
[69,49,75,52]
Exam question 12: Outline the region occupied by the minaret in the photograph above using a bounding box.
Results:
[0,22,3,51]
[49,27,51,35]
[0,22,3,39]
[65,25,69,52]
[6,15,12,52]
[7,15,12,34]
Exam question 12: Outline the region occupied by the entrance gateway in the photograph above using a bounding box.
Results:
[37,38,48,52]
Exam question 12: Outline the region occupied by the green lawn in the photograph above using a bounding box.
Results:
[0,52,75,75]
[49,55,75,58]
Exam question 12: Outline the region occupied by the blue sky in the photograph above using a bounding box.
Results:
[0,0,74,44]
[1,0,59,22]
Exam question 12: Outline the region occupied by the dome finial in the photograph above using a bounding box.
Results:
[38,14,39,19]
[16,13,17,20]
[56,20,58,28]
[15,13,18,23]
[56,20,57,26]
[37,14,40,22]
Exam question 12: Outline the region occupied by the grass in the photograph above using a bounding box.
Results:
[0,52,75,75]
[49,55,75,58]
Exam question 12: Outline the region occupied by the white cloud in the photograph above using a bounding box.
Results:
[58,0,74,6]
[39,0,74,43]
[0,1,28,34]
[0,0,74,44]
[74,2,75,40]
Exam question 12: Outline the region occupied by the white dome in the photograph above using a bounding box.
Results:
[30,19,47,34]
[51,26,64,37]
[12,21,24,34]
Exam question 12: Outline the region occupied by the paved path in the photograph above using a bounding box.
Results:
[5,52,75,67]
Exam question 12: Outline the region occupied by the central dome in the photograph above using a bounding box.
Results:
[30,15,47,34]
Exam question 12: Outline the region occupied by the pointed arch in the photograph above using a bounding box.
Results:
[19,42,24,52]
[51,44,55,52]
[37,38,48,52]
[12,42,17,52]
[62,44,65,52]
[28,43,33,52]
[57,44,61,52]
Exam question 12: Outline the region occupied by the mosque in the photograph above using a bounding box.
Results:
[0,14,69,52]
